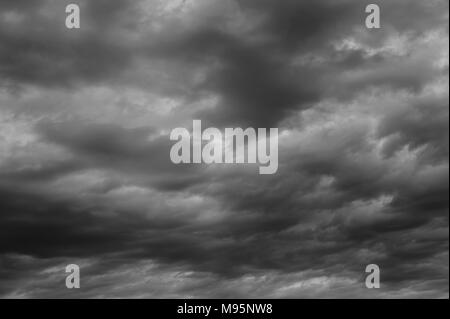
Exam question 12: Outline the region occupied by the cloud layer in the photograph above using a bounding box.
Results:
[0,0,448,298]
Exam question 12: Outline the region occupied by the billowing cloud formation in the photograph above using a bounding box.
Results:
[0,0,448,298]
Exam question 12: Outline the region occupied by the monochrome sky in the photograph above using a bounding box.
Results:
[0,0,448,298]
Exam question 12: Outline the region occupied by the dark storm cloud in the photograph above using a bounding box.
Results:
[378,94,449,162]
[36,120,207,190]
[145,0,448,127]
[0,179,230,273]
[154,27,322,127]
[0,159,81,183]
[25,115,448,280]
[0,185,143,258]
[0,0,141,89]
[1,0,446,125]
[0,0,448,298]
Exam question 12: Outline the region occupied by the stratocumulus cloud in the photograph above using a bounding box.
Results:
[0,0,448,298]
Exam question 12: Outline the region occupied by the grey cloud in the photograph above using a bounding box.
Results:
[0,0,448,298]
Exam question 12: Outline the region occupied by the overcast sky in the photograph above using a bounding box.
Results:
[0,0,448,298]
